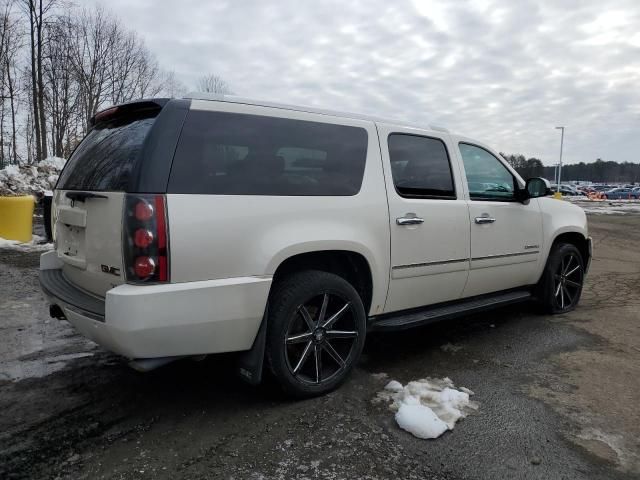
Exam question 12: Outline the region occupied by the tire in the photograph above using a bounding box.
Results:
[537,243,585,314]
[266,270,366,398]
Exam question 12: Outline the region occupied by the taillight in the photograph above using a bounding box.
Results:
[134,256,156,278]
[123,194,170,283]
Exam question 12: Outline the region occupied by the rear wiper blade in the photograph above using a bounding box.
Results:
[65,192,108,202]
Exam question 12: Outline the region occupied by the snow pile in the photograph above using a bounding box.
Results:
[0,234,53,251]
[377,377,478,439]
[0,157,66,196]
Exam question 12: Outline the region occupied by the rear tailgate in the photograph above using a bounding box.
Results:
[53,101,163,297]
[54,191,125,296]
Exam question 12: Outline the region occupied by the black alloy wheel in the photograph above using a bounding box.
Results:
[266,270,366,397]
[539,243,585,313]
[284,292,359,385]
[552,251,584,310]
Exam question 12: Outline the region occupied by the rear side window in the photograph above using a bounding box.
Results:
[388,133,456,199]
[168,110,368,196]
[57,110,158,191]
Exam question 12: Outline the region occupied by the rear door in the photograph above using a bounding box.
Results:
[378,125,470,313]
[53,104,162,297]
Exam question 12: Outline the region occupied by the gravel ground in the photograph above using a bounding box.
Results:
[0,214,638,480]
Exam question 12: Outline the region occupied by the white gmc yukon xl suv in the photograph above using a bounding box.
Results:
[40,94,591,397]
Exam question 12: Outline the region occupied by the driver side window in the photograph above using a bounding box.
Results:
[459,143,517,201]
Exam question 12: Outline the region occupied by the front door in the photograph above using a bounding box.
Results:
[379,125,470,313]
[455,142,543,298]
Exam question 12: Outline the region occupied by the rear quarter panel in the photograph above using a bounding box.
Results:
[167,102,391,316]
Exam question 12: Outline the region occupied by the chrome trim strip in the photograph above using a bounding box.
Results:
[471,251,539,261]
[393,258,469,270]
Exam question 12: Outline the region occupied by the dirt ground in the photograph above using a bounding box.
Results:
[1,214,639,480]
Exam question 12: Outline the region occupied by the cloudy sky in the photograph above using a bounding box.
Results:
[89,0,639,165]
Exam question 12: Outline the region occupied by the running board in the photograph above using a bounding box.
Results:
[368,290,532,332]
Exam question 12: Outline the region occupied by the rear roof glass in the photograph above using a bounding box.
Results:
[57,108,159,191]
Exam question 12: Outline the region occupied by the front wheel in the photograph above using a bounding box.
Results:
[537,243,585,314]
[266,270,366,398]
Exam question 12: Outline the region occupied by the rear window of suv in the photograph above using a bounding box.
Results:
[57,109,158,191]
[168,110,368,196]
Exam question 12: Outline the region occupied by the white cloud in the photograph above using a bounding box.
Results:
[89,0,640,164]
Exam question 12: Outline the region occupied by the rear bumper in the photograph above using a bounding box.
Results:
[39,251,271,359]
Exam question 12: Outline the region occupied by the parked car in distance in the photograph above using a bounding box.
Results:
[576,186,595,195]
[39,95,592,397]
[603,187,638,199]
[551,185,580,196]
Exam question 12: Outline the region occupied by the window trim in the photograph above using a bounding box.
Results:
[458,142,521,203]
[387,132,457,200]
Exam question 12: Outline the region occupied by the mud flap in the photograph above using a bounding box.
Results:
[236,303,268,386]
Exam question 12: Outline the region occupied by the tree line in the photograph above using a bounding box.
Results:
[0,0,230,168]
[502,154,640,184]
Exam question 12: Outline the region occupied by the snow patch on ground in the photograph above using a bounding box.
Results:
[566,198,640,215]
[0,234,53,251]
[377,377,478,439]
[0,157,66,196]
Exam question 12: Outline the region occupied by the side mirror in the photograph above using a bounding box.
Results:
[525,177,551,199]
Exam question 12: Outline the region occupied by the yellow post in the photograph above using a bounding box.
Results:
[0,195,35,243]
[553,192,563,200]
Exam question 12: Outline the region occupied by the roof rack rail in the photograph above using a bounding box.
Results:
[183,92,450,134]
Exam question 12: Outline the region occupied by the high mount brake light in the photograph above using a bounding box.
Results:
[93,106,119,123]
[123,194,169,283]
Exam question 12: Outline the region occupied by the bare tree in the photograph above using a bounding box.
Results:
[67,7,118,129]
[161,70,186,98]
[196,74,231,94]
[67,7,166,130]
[20,0,57,161]
[0,2,22,166]
[107,27,162,104]
[0,2,181,163]
[43,13,82,157]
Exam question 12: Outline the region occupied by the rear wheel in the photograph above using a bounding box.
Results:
[537,243,585,313]
[266,270,366,398]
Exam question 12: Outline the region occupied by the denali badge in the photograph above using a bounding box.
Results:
[101,265,121,276]
[524,245,540,250]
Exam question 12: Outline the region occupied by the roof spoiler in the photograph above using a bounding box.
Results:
[90,98,170,127]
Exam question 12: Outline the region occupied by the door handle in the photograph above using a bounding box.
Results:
[475,216,496,224]
[396,216,424,226]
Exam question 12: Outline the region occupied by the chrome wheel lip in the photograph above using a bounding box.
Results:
[284,292,359,386]
[553,253,583,310]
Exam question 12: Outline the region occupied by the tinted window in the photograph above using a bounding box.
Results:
[168,110,368,196]
[57,111,157,191]
[388,134,455,198]
[459,143,516,200]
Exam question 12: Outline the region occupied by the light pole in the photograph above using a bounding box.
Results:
[555,126,565,191]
